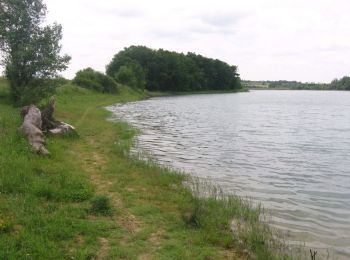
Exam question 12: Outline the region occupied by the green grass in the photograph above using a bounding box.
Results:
[0,78,288,259]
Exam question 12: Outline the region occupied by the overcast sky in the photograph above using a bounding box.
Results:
[43,0,350,82]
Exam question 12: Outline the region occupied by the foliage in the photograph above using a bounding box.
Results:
[17,78,56,105]
[115,63,146,89]
[106,46,241,92]
[73,67,118,93]
[330,76,350,90]
[268,80,329,90]
[246,77,350,91]
[90,195,113,216]
[264,76,350,90]
[0,0,70,104]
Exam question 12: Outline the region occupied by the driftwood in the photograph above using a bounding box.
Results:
[20,97,76,155]
[20,105,49,155]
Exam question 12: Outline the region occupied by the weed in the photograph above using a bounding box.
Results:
[90,195,113,216]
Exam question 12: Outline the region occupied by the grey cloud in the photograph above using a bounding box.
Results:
[189,25,236,35]
[274,45,350,58]
[150,29,191,40]
[150,25,236,41]
[109,8,144,18]
[185,11,248,36]
[198,12,249,28]
[85,3,145,18]
[317,45,350,53]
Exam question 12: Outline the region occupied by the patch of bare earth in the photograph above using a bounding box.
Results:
[218,249,242,260]
[96,237,109,260]
[138,254,153,260]
[118,213,141,235]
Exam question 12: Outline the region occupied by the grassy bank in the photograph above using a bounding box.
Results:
[0,79,287,259]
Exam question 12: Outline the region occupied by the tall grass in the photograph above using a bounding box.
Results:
[186,178,288,259]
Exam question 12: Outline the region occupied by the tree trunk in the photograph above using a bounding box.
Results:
[20,97,76,155]
[19,105,49,155]
[41,97,76,135]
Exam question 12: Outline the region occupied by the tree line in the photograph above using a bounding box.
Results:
[105,46,242,92]
[329,76,350,90]
[243,77,350,90]
[268,81,329,90]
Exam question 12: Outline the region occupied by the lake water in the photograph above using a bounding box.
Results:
[108,90,350,258]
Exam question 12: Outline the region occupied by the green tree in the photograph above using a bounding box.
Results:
[115,65,137,88]
[107,46,241,92]
[0,0,70,104]
[115,63,146,90]
[331,76,350,90]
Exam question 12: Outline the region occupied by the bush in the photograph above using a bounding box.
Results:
[73,68,118,93]
[3,76,70,106]
[17,78,57,106]
[90,195,113,216]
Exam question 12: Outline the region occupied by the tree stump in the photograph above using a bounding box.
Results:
[41,97,76,135]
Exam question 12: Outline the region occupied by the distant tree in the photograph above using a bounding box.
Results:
[107,46,241,92]
[73,68,118,93]
[0,0,70,104]
[330,76,350,90]
[115,63,146,89]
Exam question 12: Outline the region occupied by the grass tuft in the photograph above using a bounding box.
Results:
[90,195,113,216]
[182,177,287,258]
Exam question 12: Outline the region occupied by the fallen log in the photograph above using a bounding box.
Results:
[19,97,76,155]
[19,105,49,155]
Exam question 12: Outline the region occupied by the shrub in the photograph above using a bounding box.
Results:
[6,76,69,106]
[0,218,14,234]
[17,78,57,106]
[90,195,113,216]
[73,68,118,93]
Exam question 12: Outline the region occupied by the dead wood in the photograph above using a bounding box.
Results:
[19,105,49,155]
[20,97,76,155]
[42,97,76,135]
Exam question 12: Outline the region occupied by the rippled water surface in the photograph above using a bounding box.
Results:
[108,90,350,258]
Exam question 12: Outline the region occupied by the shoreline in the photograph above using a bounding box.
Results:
[110,89,349,259]
[0,82,287,259]
[145,87,249,98]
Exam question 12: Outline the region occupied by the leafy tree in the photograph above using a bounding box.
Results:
[0,0,70,104]
[106,46,241,92]
[115,65,135,88]
[330,76,350,90]
[73,68,118,93]
[115,63,146,89]
[268,80,338,90]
